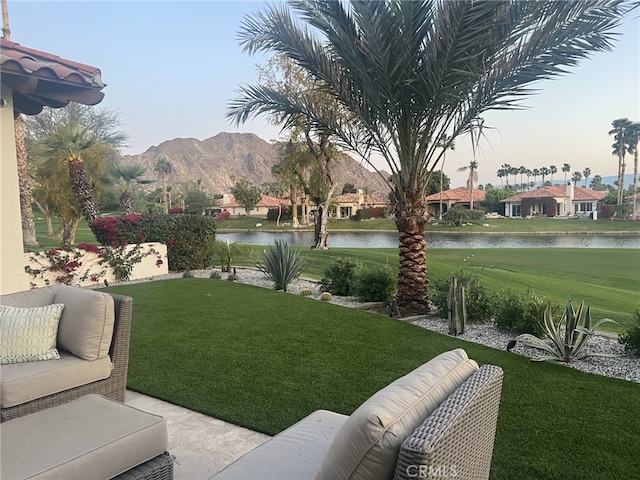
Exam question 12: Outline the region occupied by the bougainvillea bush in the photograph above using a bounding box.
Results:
[92,214,216,271]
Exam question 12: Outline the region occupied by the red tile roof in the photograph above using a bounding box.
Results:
[424,187,486,202]
[502,186,607,202]
[1,38,105,115]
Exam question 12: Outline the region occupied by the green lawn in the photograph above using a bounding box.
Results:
[104,279,640,480]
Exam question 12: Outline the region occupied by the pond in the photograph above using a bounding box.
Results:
[216,231,639,249]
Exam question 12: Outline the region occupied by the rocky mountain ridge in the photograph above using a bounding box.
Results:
[123,132,390,195]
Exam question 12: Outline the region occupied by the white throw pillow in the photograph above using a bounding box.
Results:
[315,349,479,480]
[0,303,64,364]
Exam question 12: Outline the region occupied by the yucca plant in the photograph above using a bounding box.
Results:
[254,240,307,292]
[514,298,617,363]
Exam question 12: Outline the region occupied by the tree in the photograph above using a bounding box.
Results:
[154,158,172,214]
[108,162,152,215]
[609,118,633,205]
[518,166,527,191]
[550,165,558,185]
[571,171,583,186]
[626,122,640,215]
[37,122,102,227]
[562,163,572,184]
[342,183,357,195]
[532,168,541,187]
[582,167,591,188]
[231,180,262,215]
[541,166,551,186]
[183,183,212,215]
[458,161,479,209]
[437,135,455,219]
[590,174,607,191]
[229,0,635,314]
[500,164,512,187]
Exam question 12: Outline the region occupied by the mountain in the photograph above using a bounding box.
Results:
[123,132,390,195]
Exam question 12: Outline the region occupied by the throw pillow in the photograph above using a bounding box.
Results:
[314,348,479,480]
[0,303,64,364]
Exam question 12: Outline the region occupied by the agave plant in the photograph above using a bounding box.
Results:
[514,298,617,363]
[254,240,307,292]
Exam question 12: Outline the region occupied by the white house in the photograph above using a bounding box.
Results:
[502,183,606,218]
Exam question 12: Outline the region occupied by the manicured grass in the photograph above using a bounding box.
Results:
[104,279,640,480]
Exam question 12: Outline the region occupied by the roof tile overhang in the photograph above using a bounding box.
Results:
[0,38,105,115]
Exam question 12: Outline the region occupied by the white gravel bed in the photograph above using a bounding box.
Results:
[113,267,640,384]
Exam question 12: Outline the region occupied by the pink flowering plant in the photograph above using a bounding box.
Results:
[25,242,164,287]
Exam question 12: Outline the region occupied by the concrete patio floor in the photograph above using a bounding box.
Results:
[125,390,270,480]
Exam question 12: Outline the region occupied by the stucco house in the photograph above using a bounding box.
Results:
[0,38,106,294]
[501,182,606,218]
[424,187,486,217]
[331,189,389,218]
[215,193,291,217]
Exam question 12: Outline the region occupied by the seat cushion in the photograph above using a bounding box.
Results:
[54,285,115,361]
[0,394,168,480]
[213,409,348,480]
[315,349,479,480]
[0,352,112,408]
[0,304,64,364]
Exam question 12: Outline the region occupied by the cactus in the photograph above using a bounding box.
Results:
[320,292,333,302]
[447,275,466,335]
[300,287,313,297]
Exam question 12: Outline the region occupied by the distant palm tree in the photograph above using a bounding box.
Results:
[541,167,551,186]
[526,169,532,190]
[624,121,640,215]
[582,167,591,188]
[532,168,541,187]
[571,171,583,186]
[109,163,152,215]
[510,166,519,188]
[518,166,527,191]
[154,158,172,214]
[458,160,479,210]
[609,118,632,205]
[496,167,507,188]
[38,121,101,227]
[562,163,572,184]
[437,135,455,220]
[550,165,558,184]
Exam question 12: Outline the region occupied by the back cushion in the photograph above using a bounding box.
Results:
[314,349,478,480]
[0,286,59,308]
[54,286,115,361]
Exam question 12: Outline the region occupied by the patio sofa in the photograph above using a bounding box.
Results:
[0,284,132,422]
[212,349,503,480]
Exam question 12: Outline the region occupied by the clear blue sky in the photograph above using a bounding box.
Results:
[9,1,640,187]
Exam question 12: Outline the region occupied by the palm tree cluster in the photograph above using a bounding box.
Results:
[609,118,640,208]
[228,0,636,314]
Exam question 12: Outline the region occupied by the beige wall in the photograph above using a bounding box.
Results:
[0,84,30,294]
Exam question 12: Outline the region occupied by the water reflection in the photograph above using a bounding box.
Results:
[217,231,639,249]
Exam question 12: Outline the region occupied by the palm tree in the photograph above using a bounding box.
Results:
[541,167,551,186]
[627,122,640,215]
[38,121,101,227]
[458,160,479,210]
[562,163,572,184]
[496,167,507,188]
[509,166,519,189]
[571,171,583,186]
[550,165,558,185]
[582,167,591,188]
[526,169,532,190]
[109,163,152,215]
[154,158,172,214]
[437,135,455,220]
[518,166,527,191]
[609,118,633,205]
[532,168,541,187]
[228,0,634,314]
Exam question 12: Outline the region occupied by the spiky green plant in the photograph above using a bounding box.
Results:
[514,298,617,362]
[254,240,307,292]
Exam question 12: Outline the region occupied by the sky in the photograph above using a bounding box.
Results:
[7,0,640,188]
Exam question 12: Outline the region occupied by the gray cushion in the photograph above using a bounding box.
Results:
[0,394,167,479]
[0,286,59,308]
[54,285,115,361]
[0,352,112,408]
[213,410,348,480]
[315,349,479,480]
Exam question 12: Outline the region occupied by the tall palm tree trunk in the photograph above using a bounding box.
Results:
[15,115,37,245]
[395,195,428,314]
[633,150,638,216]
[120,191,133,216]
[67,157,101,226]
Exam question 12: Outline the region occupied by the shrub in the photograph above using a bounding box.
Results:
[320,257,361,295]
[320,292,333,302]
[495,290,552,337]
[217,210,231,220]
[210,270,222,279]
[169,207,184,214]
[514,298,618,363]
[182,271,194,278]
[619,307,640,357]
[254,240,308,292]
[267,206,292,221]
[353,264,396,302]
[430,271,497,323]
[165,215,217,272]
[444,206,471,226]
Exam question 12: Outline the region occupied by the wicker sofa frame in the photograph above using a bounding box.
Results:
[0,292,133,422]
